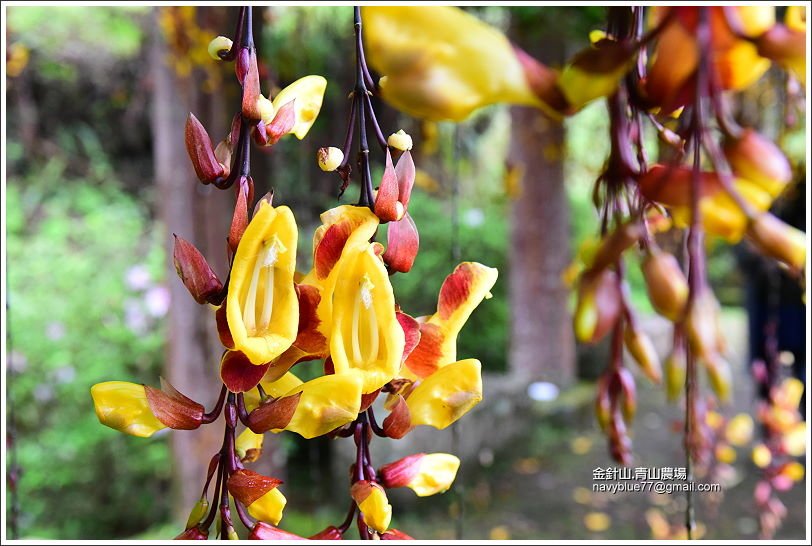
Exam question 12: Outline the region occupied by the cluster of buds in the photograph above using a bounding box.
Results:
[562,7,807,472]
[91,7,497,540]
[750,376,806,538]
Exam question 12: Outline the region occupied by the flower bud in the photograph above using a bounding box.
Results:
[685,289,723,359]
[257,95,275,124]
[216,303,234,349]
[704,352,732,402]
[379,453,460,497]
[573,269,622,343]
[271,75,327,140]
[588,221,644,273]
[756,23,807,86]
[351,480,392,533]
[227,469,286,525]
[746,213,807,270]
[173,235,224,305]
[664,343,687,402]
[382,394,413,439]
[207,35,233,60]
[247,392,302,434]
[248,522,304,540]
[317,147,344,172]
[185,498,209,530]
[723,129,792,197]
[214,139,232,178]
[185,113,226,184]
[175,527,208,540]
[594,375,611,431]
[241,49,263,120]
[91,381,166,438]
[387,129,413,151]
[616,367,637,422]
[144,379,205,430]
[623,326,662,384]
[235,427,264,463]
[641,248,689,321]
[383,212,419,273]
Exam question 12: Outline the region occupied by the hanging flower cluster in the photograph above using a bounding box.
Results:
[90,7,496,540]
[363,5,806,539]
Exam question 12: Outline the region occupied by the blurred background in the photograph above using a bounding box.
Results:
[4,5,807,540]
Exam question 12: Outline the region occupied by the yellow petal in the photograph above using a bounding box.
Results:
[271,75,327,139]
[280,372,363,439]
[90,381,166,438]
[782,422,807,457]
[352,482,392,533]
[409,454,460,497]
[227,202,299,364]
[330,244,405,393]
[406,359,483,429]
[725,414,754,447]
[363,6,546,121]
[247,488,287,526]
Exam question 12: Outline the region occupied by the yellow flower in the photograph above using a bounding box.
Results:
[271,75,327,140]
[235,428,264,462]
[363,6,551,121]
[379,453,460,497]
[330,243,405,393]
[246,488,287,526]
[406,359,483,429]
[227,201,299,364]
[351,481,392,533]
[90,381,166,438]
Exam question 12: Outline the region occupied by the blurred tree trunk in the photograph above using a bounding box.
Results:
[150,6,235,518]
[507,17,575,387]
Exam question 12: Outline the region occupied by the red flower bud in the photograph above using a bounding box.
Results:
[382,394,413,439]
[144,378,204,430]
[383,212,419,273]
[375,149,402,222]
[185,113,225,184]
[173,235,223,305]
[248,522,305,540]
[216,303,234,349]
[241,49,263,120]
[229,178,250,254]
[247,392,302,434]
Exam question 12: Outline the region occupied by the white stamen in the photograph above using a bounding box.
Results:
[259,265,275,331]
[351,288,362,363]
[243,245,266,335]
[359,275,374,310]
[366,299,379,363]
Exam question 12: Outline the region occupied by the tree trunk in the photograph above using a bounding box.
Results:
[150,6,233,517]
[507,107,575,387]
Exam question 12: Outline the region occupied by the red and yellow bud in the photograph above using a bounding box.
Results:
[173,235,224,305]
[175,527,208,540]
[746,213,807,270]
[248,522,304,540]
[641,249,689,322]
[226,201,299,365]
[90,381,167,438]
[588,221,645,273]
[573,269,622,344]
[317,147,344,172]
[406,359,483,429]
[271,75,327,140]
[704,353,733,402]
[185,113,226,184]
[384,212,419,274]
[388,130,413,151]
[624,326,662,384]
[227,469,286,525]
[363,6,557,121]
[685,289,724,359]
[351,481,392,533]
[382,394,413,439]
[756,22,807,86]
[556,39,638,110]
[723,129,792,198]
[330,243,405,393]
[379,453,460,496]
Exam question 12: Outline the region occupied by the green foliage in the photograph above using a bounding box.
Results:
[6,155,170,538]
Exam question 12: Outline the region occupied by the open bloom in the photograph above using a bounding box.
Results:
[330,243,405,393]
[405,359,483,429]
[226,201,299,364]
[270,75,328,140]
[91,381,166,438]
